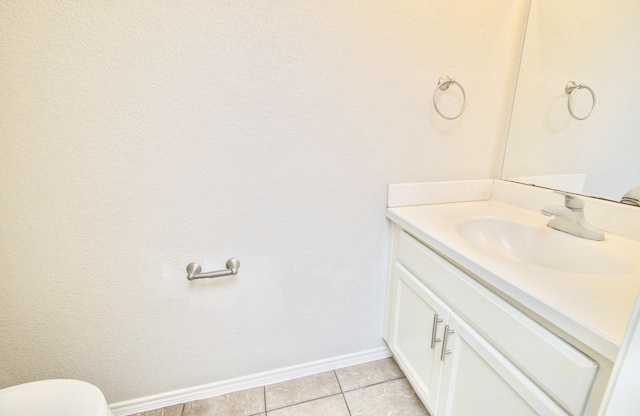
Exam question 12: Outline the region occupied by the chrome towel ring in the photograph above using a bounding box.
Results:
[565,81,596,120]
[433,75,466,120]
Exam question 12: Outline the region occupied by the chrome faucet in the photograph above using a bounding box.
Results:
[541,191,604,241]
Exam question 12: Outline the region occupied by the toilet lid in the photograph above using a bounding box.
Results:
[0,379,112,416]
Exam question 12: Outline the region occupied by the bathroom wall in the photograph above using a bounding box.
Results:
[0,0,529,403]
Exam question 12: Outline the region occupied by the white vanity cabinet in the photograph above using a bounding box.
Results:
[385,226,599,416]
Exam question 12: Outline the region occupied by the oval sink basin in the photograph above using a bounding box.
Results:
[457,217,631,275]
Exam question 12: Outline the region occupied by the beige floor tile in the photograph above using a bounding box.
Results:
[182,386,265,416]
[266,394,349,416]
[130,404,184,416]
[335,357,405,391]
[344,378,430,416]
[265,371,341,411]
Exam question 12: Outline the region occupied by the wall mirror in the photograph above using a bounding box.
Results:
[501,0,640,203]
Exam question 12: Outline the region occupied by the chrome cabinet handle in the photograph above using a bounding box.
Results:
[440,325,455,361]
[430,314,443,349]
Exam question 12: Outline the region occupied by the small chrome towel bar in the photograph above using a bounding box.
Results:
[186,258,240,280]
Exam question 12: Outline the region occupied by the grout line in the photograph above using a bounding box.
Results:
[333,370,344,393]
[343,392,352,416]
[263,386,267,415]
[341,375,406,393]
[180,402,185,416]
[334,370,352,416]
[264,393,345,413]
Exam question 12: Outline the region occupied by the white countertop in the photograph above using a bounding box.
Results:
[387,199,640,361]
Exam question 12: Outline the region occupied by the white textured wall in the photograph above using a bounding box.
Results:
[0,1,528,403]
[502,0,640,201]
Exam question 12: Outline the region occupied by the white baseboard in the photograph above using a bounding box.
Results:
[109,346,392,416]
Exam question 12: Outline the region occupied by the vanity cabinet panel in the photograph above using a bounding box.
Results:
[390,263,451,414]
[396,230,597,415]
[438,313,567,416]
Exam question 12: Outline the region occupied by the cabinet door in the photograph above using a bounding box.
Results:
[390,263,451,415]
[438,313,568,416]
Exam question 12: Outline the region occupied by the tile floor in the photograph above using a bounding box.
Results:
[129,358,430,416]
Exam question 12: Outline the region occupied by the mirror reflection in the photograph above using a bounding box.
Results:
[501,0,640,204]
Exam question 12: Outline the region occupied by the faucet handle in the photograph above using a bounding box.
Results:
[555,190,585,209]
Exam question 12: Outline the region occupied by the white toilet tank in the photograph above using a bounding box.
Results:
[0,379,113,416]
